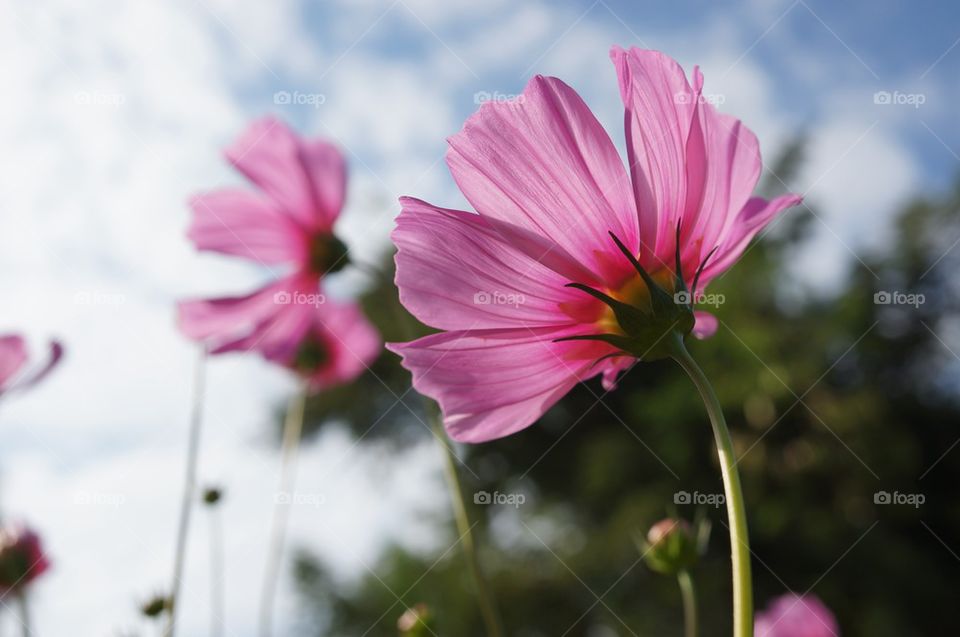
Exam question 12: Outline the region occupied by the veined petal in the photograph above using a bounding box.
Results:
[446,75,639,281]
[680,108,762,271]
[699,194,802,286]
[394,197,598,330]
[611,46,700,268]
[177,274,312,351]
[224,116,343,231]
[299,139,347,229]
[388,326,610,442]
[187,189,307,264]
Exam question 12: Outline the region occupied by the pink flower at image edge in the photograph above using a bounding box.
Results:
[0,335,63,397]
[0,524,51,595]
[388,46,801,442]
[177,117,380,389]
[755,593,840,637]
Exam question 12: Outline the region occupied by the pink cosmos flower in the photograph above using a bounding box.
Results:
[388,47,801,442]
[0,523,50,596]
[0,335,63,398]
[755,593,839,637]
[178,117,380,388]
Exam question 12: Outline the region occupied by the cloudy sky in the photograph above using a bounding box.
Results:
[0,0,957,634]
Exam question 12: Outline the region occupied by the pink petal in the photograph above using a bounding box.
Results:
[692,311,719,339]
[299,139,347,229]
[393,197,597,330]
[177,275,311,352]
[388,326,609,442]
[446,75,639,282]
[224,116,344,231]
[187,189,307,264]
[681,107,762,271]
[755,593,840,637]
[699,194,802,286]
[0,335,28,389]
[610,46,701,268]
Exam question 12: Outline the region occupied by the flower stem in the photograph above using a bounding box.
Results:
[164,349,207,637]
[259,388,307,637]
[428,413,504,637]
[208,504,225,637]
[677,569,697,637]
[671,338,752,637]
[16,591,29,637]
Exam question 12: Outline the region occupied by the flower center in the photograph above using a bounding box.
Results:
[598,268,678,335]
[308,233,349,275]
[292,335,330,374]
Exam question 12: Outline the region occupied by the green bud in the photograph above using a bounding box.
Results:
[140,594,170,619]
[397,603,434,636]
[640,518,699,575]
[202,487,223,506]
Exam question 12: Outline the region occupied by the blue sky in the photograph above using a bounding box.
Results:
[0,0,956,634]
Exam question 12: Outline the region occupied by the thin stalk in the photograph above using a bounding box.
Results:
[386,275,504,637]
[16,591,29,637]
[258,388,308,637]
[209,505,225,637]
[164,350,207,637]
[429,413,504,637]
[677,569,697,637]
[671,338,752,637]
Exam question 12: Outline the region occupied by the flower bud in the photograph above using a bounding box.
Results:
[202,486,224,506]
[140,594,170,619]
[641,518,699,575]
[0,523,50,593]
[397,603,434,636]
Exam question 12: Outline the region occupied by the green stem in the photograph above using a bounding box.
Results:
[259,388,308,637]
[429,414,504,637]
[671,338,752,637]
[385,272,504,637]
[16,591,29,637]
[209,504,225,637]
[164,350,207,637]
[677,570,697,637]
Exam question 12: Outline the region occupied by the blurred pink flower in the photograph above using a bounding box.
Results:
[755,593,839,637]
[0,335,63,397]
[388,47,800,442]
[178,117,380,387]
[0,523,50,595]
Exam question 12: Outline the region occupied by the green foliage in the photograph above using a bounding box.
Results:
[288,142,960,636]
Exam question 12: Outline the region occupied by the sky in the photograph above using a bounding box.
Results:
[0,0,957,634]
